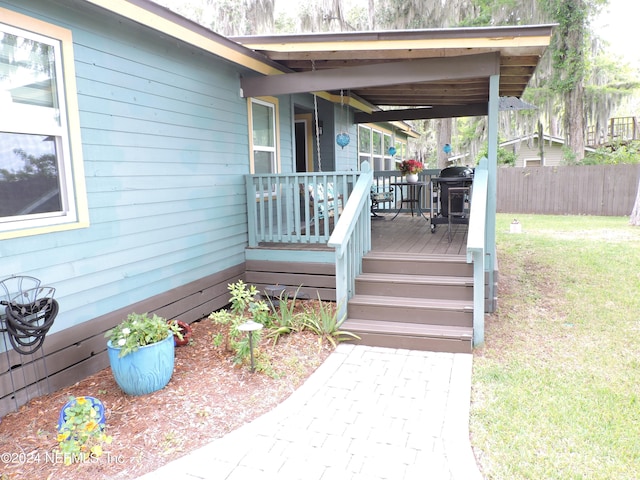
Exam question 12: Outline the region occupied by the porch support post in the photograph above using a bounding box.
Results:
[486,74,499,311]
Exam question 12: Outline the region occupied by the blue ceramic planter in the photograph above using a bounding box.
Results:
[107,333,175,396]
[57,396,106,432]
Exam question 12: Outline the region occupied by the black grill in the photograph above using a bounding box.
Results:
[430,166,474,239]
[440,166,474,179]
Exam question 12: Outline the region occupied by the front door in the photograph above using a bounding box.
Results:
[295,114,313,172]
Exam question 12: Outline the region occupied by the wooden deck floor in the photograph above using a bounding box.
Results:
[371,213,468,255]
[256,213,468,255]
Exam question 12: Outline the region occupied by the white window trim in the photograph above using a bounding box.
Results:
[0,8,89,240]
[523,157,543,167]
[358,124,407,171]
[248,96,280,175]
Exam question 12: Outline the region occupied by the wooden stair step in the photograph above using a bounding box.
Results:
[342,318,473,353]
[364,251,467,262]
[363,251,472,276]
[355,273,473,301]
[347,295,473,327]
[348,294,472,312]
[356,272,473,287]
[344,318,472,339]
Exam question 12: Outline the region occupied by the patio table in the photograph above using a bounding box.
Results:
[389,181,429,220]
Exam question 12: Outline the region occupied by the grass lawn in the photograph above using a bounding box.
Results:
[470,214,640,480]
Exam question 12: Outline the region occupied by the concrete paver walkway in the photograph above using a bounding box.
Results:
[137,344,482,480]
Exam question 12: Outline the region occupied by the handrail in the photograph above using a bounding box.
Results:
[328,162,374,322]
[466,157,488,346]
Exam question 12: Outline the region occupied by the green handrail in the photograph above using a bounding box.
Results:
[328,162,373,322]
[466,157,488,346]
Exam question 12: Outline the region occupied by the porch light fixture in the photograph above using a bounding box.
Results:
[237,320,263,373]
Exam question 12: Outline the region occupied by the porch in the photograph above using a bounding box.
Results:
[245,162,488,353]
[249,213,469,255]
[370,214,468,256]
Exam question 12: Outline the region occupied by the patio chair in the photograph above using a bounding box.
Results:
[370,184,394,217]
[304,182,342,222]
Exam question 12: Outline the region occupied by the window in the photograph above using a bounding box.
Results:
[249,97,279,174]
[0,10,88,238]
[358,124,407,171]
[358,125,371,167]
[524,158,542,167]
[383,133,393,170]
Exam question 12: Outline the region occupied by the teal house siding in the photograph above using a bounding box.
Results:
[0,0,255,333]
[0,0,401,415]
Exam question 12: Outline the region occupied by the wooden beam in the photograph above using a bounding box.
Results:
[354,104,489,123]
[265,47,546,63]
[240,52,500,98]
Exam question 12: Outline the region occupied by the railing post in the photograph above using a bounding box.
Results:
[245,175,258,247]
[471,251,485,346]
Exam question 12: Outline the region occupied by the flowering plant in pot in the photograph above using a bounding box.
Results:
[56,396,112,464]
[104,313,182,395]
[105,312,182,358]
[397,159,424,176]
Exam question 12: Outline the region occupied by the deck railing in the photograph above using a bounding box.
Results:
[371,169,440,215]
[586,116,639,146]
[246,171,360,246]
[466,157,488,346]
[328,162,374,322]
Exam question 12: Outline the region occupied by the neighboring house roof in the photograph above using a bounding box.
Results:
[447,153,472,164]
[498,96,538,111]
[500,133,596,153]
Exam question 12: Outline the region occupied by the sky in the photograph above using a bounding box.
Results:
[593,0,640,67]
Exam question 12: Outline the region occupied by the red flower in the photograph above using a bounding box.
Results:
[397,159,424,175]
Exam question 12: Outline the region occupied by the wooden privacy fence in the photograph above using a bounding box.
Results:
[497,164,640,216]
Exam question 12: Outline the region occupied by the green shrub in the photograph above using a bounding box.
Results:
[300,295,359,347]
[266,286,305,345]
[583,140,640,164]
[208,281,269,366]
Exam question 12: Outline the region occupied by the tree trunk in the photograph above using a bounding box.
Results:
[368,0,375,29]
[566,82,586,162]
[537,120,545,164]
[630,178,640,226]
[437,118,452,170]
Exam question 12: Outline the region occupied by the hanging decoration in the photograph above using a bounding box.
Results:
[443,143,452,154]
[336,89,350,149]
[336,133,350,149]
[389,126,397,156]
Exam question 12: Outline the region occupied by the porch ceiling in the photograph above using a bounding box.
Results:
[232,24,554,121]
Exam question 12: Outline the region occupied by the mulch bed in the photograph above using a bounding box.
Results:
[0,314,333,480]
